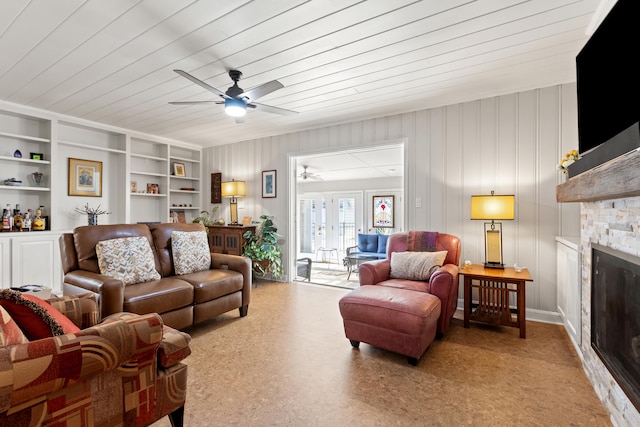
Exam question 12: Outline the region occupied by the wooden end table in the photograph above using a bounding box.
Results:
[460,264,533,338]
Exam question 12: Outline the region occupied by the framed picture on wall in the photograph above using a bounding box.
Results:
[211,172,222,203]
[372,195,394,228]
[68,158,102,197]
[262,170,276,198]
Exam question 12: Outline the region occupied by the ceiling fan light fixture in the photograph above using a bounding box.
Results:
[224,98,246,117]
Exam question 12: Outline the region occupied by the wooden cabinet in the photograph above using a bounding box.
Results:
[207,225,255,256]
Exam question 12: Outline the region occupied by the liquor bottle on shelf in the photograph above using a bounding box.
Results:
[13,204,22,231]
[22,209,32,232]
[33,207,45,231]
[2,205,12,232]
[39,205,49,230]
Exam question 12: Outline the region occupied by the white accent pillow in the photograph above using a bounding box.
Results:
[96,237,160,285]
[171,230,211,275]
[389,250,448,280]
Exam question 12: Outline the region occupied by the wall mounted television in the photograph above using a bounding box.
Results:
[571,0,640,177]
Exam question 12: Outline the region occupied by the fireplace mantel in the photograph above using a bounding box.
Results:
[556,148,640,202]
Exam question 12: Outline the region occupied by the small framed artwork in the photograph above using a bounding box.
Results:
[30,152,44,160]
[262,170,276,198]
[211,172,222,203]
[372,195,394,228]
[68,158,102,197]
[173,162,186,177]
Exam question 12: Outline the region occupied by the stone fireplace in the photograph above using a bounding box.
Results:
[579,197,640,426]
[557,148,640,426]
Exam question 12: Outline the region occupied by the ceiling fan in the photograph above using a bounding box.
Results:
[169,69,298,123]
[299,165,322,180]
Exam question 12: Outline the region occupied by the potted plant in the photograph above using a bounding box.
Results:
[192,206,221,226]
[242,214,283,279]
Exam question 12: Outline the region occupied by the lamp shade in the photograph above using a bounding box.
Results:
[224,99,246,117]
[470,195,515,220]
[221,180,246,197]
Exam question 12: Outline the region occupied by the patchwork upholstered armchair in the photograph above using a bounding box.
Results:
[0,291,190,426]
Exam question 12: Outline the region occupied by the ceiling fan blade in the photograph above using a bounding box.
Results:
[252,102,298,116]
[168,101,224,105]
[174,70,229,99]
[240,80,284,102]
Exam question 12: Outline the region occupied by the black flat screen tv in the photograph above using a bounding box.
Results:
[573,0,640,176]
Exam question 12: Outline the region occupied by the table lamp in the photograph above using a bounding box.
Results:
[471,191,515,269]
[221,179,246,225]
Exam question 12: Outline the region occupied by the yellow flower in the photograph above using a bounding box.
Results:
[558,149,580,174]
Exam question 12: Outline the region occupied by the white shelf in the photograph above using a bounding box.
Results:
[170,155,200,164]
[131,153,167,161]
[0,130,49,143]
[170,175,200,181]
[0,155,51,165]
[0,185,50,191]
[170,206,200,210]
[170,189,200,193]
[131,171,167,177]
[58,140,126,154]
[131,193,167,197]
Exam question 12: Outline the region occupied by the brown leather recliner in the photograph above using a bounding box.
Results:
[59,222,252,329]
[358,231,461,335]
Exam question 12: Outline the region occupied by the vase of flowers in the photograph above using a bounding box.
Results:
[558,150,579,174]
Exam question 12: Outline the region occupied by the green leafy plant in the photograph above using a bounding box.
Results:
[192,206,220,226]
[242,214,283,279]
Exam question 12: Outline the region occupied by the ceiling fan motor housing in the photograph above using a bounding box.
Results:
[226,70,244,98]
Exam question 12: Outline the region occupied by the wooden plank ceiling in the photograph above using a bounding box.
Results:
[0,0,605,148]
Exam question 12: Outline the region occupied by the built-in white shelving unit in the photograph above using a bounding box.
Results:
[0,103,202,292]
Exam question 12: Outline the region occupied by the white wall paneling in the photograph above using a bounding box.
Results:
[204,83,582,320]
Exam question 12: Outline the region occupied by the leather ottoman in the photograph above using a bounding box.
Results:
[338,285,441,365]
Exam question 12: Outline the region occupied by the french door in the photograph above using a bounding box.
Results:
[329,192,363,256]
[298,192,363,258]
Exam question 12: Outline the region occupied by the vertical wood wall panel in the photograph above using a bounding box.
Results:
[203,83,579,315]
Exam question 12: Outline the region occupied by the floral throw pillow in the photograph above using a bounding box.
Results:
[389,250,448,281]
[171,230,211,275]
[96,237,160,285]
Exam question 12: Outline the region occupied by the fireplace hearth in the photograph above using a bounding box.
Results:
[591,244,640,412]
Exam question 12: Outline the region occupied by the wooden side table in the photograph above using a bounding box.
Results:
[460,264,533,338]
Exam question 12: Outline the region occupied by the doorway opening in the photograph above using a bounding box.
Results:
[290,143,405,289]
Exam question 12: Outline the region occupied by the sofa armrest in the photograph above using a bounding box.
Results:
[47,293,100,329]
[358,259,391,286]
[428,263,460,333]
[63,270,125,318]
[211,253,252,303]
[428,264,459,299]
[0,312,163,411]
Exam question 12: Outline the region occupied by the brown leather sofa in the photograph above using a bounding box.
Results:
[358,231,461,335]
[59,222,252,329]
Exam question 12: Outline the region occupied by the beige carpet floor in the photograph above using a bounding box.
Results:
[152,281,611,427]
